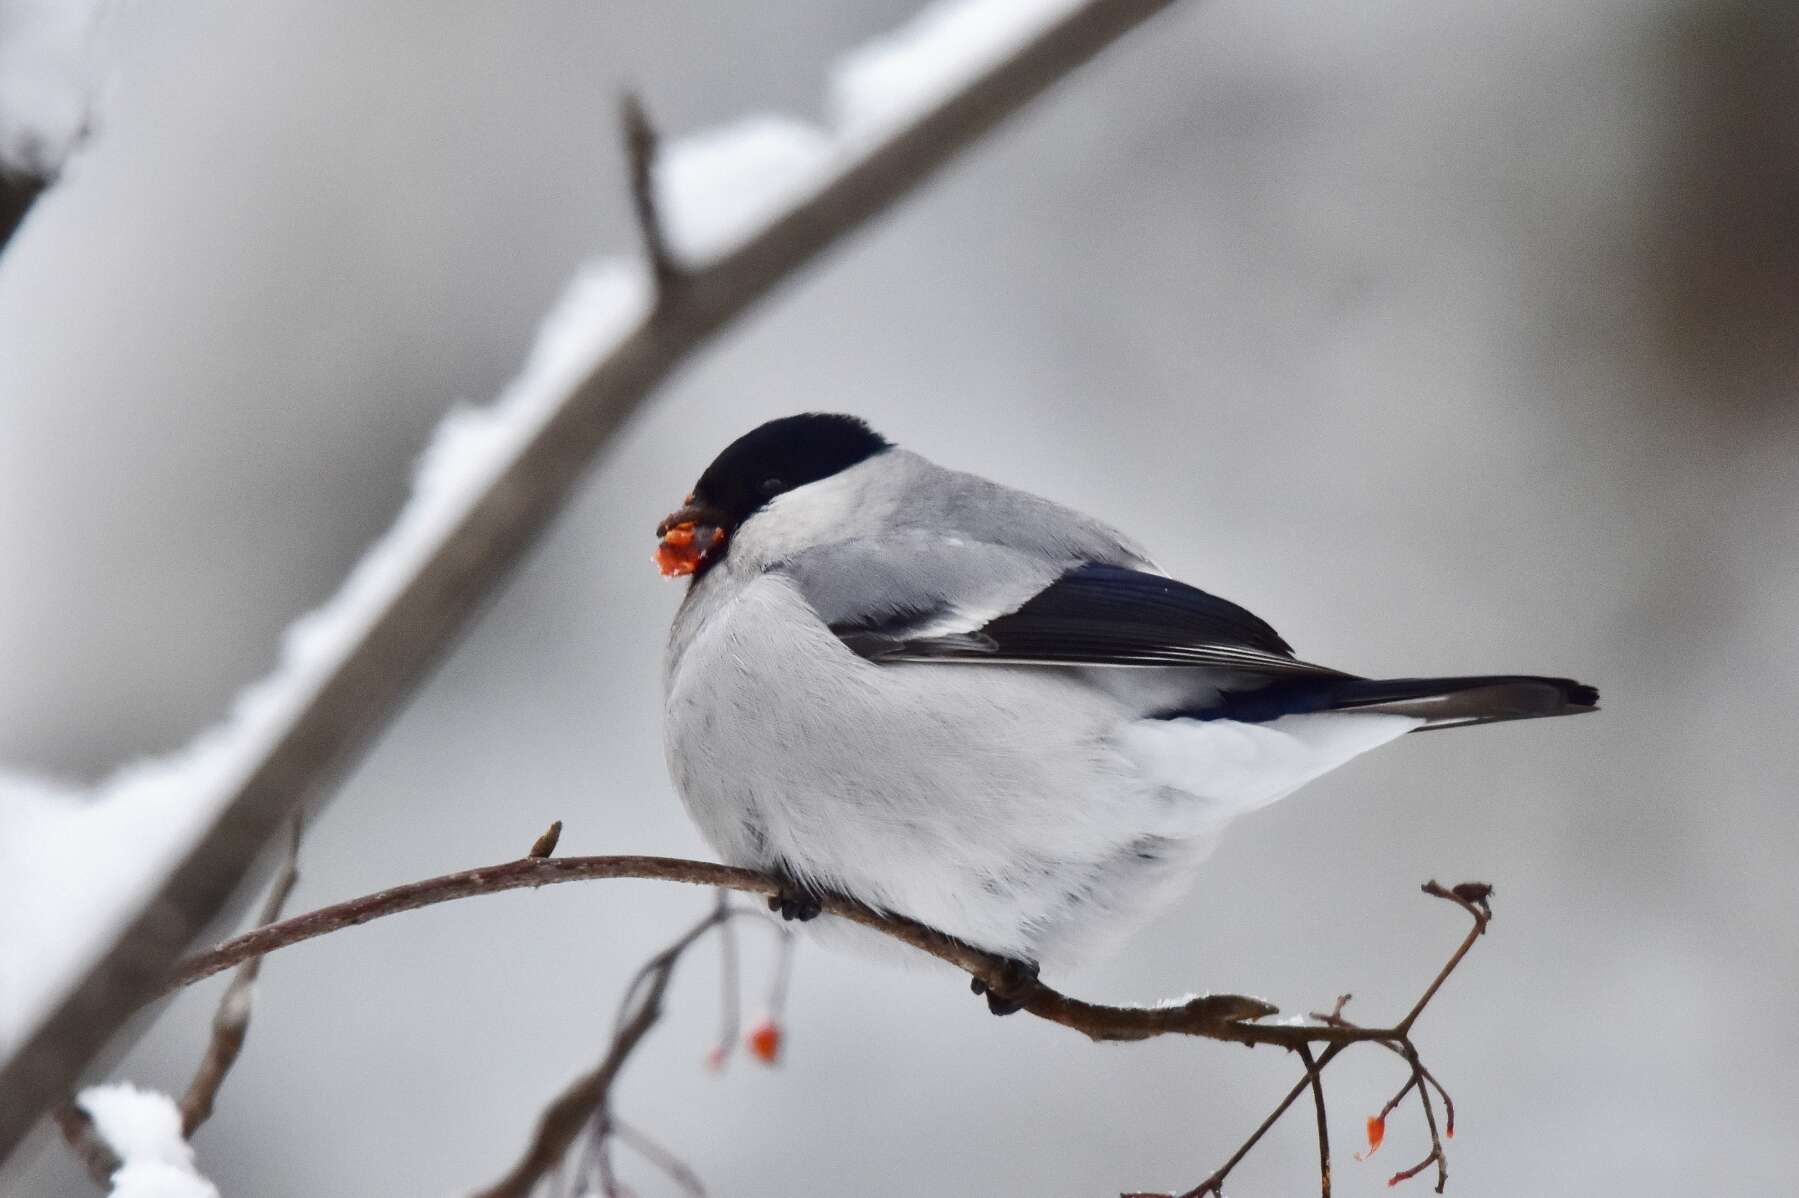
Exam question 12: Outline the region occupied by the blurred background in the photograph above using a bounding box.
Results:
[4,0,1797,1194]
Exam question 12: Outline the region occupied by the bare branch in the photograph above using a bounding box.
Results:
[1121,1049,1337,1198]
[0,0,1183,1159]
[0,21,95,260]
[609,1117,706,1198]
[620,94,677,290]
[0,170,48,260]
[154,848,1505,1195]
[162,851,1391,1050]
[85,828,1491,1198]
[1298,1042,1331,1198]
[1390,1044,1449,1193]
[469,906,726,1198]
[160,845,1507,1195]
[55,819,304,1190]
[178,814,304,1136]
[706,891,740,1070]
[51,1103,117,1188]
[1128,884,1492,1198]
[1398,882,1491,1035]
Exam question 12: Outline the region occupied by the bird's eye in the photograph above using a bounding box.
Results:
[759,477,785,496]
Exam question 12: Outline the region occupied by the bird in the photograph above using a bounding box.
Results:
[656,413,1596,1012]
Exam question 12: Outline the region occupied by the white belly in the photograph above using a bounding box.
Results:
[663,570,1416,968]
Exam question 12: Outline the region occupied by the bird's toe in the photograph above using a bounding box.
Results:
[973,957,1040,1017]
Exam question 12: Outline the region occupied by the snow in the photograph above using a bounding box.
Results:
[0,260,650,1055]
[0,0,107,179]
[829,0,1084,141]
[76,1083,220,1198]
[652,0,1081,264]
[0,0,1086,1067]
[1151,991,1277,1013]
[657,116,833,264]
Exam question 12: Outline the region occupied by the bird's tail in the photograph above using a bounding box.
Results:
[1205,674,1600,731]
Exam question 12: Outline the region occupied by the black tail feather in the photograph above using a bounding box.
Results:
[1182,674,1600,730]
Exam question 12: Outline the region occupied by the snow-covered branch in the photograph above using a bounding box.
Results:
[59,1084,220,1198]
[54,820,302,1195]
[0,0,1182,1163]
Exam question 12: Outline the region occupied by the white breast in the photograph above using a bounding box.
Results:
[663,569,1418,968]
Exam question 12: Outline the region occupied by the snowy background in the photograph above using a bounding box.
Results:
[4,1,1798,1195]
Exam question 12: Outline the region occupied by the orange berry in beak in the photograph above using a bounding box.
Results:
[655,521,726,577]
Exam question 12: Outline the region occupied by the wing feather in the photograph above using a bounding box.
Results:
[837,562,1344,678]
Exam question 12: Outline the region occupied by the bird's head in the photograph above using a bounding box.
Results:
[654,412,891,578]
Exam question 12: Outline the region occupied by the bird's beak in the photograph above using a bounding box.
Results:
[654,498,729,577]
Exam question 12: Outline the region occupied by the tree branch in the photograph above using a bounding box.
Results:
[177,814,303,1136]
[165,851,1405,1050]
[481,891,781,1198]
[606,1117,707,1198]
[144,839,1494,1196]
[1127,883,1491,1198]
[0,170,48,260]
[469,906,725,1198]
[55,817,305,1191]
[0,0,1183,1161]
[1298,1042,1331,1198]
[51,1103,116,1189]
[620,94,678,291]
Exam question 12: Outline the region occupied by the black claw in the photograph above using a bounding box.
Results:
[766,878,822,922]
[973,957,1040,1017]
[985,991,1026,1017]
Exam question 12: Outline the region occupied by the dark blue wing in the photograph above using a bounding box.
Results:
[841,563,1344,677]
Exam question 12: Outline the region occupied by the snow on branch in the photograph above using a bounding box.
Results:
[0,0,1181,1163]
[60,1084,220,1198]
[55,819,302,1196]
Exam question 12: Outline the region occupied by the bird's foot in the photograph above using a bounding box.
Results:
[768,893,821,921]
[970,957,1040,1016]
[765,871,823,922]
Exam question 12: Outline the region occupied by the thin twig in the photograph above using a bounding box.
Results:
[1120,1042,1349,1198]
[164,851,1405,1051]
[592,1110,630,1198]
[620,94,677,290]
[162,849,1499,1197]
[1320,995,1461,1157]
[1129,881,1492,1198]
[56,818,305,1189]
[0,170,49,261]
[1398,882,1491,1035]
[1387,1045,1449,1192]
[159,854,1500,1197]
[469,905,726,1198]
[708,890,740,1069]
[1365,1042,1458,1145]
[763,920,796,1024]
[612,1116,707,1198]
[0,3,1184,1160]
[178,814,303,1136]
[1358,1071,1418,1162]
[1298,1042,1331,1198]
[51,1103,117,1188]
